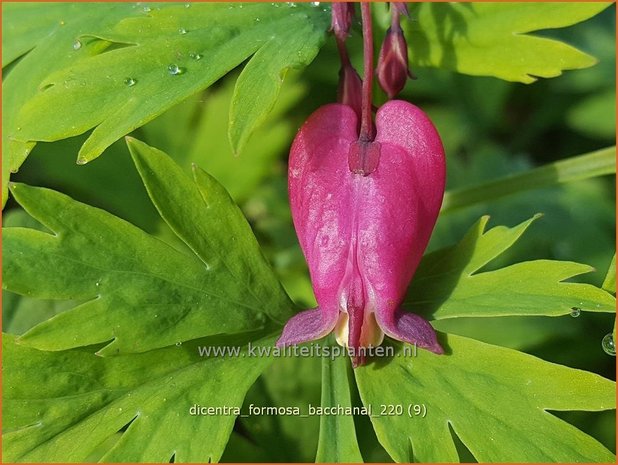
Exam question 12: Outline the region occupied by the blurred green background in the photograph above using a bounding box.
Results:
[3,4,615,462]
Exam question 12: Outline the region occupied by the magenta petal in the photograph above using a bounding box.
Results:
[376,308,444,354]
[276,308,338,347]
[285,100,445,360]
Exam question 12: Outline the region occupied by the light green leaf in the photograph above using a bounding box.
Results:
[2,3,144,208]
[4,2,329,205]
[2,333,275,463]
[406,216,616,319]
[602,254,616,294]
[228,25,319,155]
[408,3,610,83]
[3,138,291,354]
[141,71,305,203]
[2,3,83,67]
[316,347,364,463]
[355,335,616,462]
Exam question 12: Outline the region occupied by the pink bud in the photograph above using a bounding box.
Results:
[377,25,410,99]
[277,101,446,366]
[337,63,363,121]
[330,3,355,42]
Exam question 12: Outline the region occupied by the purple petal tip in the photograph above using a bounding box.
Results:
[276,307,338,347]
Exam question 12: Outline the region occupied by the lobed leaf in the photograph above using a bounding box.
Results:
[407,2,610,83]
[2,2,147,208]
[2,333,275,463]
[3,139,292,354]
[405,216,616,319]
[355,334,616,462]
[3,2,330,206]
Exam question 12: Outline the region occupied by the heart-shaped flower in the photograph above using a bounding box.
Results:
[277,100,446,366]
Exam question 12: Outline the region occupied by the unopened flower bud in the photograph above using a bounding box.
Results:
[377,24,410,99]
[338,62,363,121]
[330,3,355,41]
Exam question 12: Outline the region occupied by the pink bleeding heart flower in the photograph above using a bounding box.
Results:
[277,100,446,366]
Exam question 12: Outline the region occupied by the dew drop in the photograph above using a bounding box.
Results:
[167,64,186,75]
[154,314,159,318]
[76,157,88,165]
[189,52,203,61]
[143,5,151,12]
[254,17,261,23]
[124,77,137,87]
[95,281,101,287]
[601,333,616,356]
[570,307,581,318]
[185,2,191,7]
[178,27,187,35]
[175,341,182,346]
[310,1,320,6]
[73,40,82,50]
[59,20,66,26]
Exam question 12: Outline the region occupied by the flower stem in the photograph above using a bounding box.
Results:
[359,2,374,141]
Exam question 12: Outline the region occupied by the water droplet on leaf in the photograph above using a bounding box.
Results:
[602,333,616,356]
[178,27,187,35]
[185,3,191,7]
[175,341,182,346]
[73,40,82,50]
[310,1,320,6]
[189,52,203,61]
[570,307,581,318]
[143,5,151,12]
[124,77,137,87]
[167,64,185,75]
